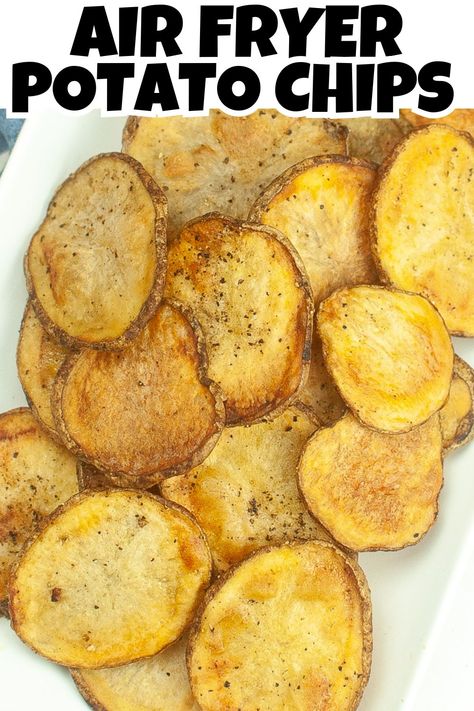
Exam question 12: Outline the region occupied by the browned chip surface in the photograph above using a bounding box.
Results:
[165,214,313,425]
[17,302,70,439]
[161,405,338,571]
[372,124,474,335]
[188,541,372,711]
[123,111,347,240]
[440,356,474,453]
[0,408,78,606]
[299,413,443,551]
[10,490,212,668]
[26,153,167,348]
[318,286,453,433]
[72,634,198,711]
[52,301,224,486]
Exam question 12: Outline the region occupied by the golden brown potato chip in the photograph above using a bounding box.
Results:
[164,214,313,425]
[299,413,443,551]
[440,356,474,453]
[401,109,474,136]
[9,490,212,668]
[0,408,78,609]
[250,155,378,306]
[72,634,198,711]
[52,301,225,487]
[17,302,70,439]
[318,286,453,433]
[372,124,474,335]
[25,153,168,349]
[122,111,347,240]
[188,541,372,711]
[338,117,409,164]
[161,405,340,572]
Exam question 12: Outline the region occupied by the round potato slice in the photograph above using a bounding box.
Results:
[440,355,474,454]
[164,214,313,425]
[250,155,378,306]
[52,301,225,487]
[372,124,474,335]
[318,286,453,433]
[72,634,198,711]
[161,405,340,572]
[25,152,167,349]
[123,111,347,240]
[299,412,443,551]
[188,541,372,711]
[9,490,212,668]
[17,302,71,439]
[0,408,78,611]
[401,108,474,136]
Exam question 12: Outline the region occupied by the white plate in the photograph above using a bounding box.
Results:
[0,112,473,711]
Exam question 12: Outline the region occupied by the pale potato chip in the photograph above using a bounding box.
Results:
[123,111,347,240]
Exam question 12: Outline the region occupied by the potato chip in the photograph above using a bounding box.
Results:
[72,634,198,711]
[372,124,474,335]
[188,541,372,711]
[440,356,474,453]
[9,490,212,668]
[250,155,378,306]
[17,302,70,439]
[123,111,347,240]
[318,286,453,433]
[299,412,443,551]
[25,153,167,348]
[165,214,313,425]
[0,408,78,609]
[52,301,225,487]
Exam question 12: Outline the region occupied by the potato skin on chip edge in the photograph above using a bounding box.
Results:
[441,355,474,454]
[25,152,168,350]
[16,302,71,443]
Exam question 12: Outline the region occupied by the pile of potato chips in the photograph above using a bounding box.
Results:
[1,109,473,710]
